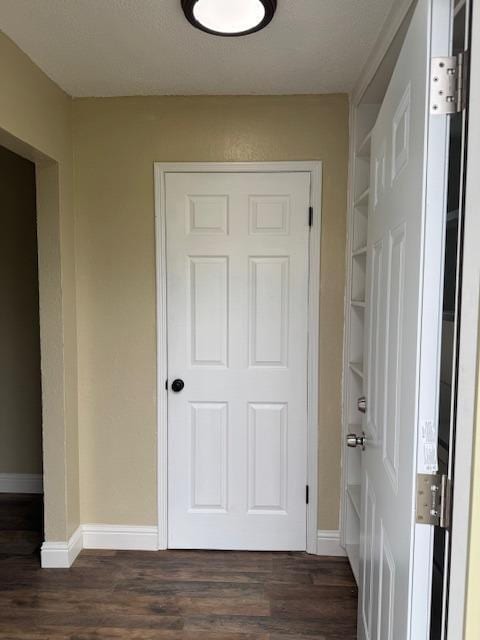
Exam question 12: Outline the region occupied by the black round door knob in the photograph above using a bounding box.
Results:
[171,379,185,393]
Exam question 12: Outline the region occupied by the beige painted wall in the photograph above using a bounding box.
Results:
[0,146,42,475]
[465,368,480,638]
[0,30,79,539]
[73,94,349,529]
[1,26,349,539]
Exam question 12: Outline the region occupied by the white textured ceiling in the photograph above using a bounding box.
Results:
[0,0,396,97]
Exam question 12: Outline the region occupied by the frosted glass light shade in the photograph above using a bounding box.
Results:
[194,0,265,33]
[182,0,277,36]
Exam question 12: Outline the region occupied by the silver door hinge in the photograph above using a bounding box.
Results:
[416,473,451,529]
[430,52,468,115]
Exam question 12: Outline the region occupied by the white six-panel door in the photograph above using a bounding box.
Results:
[359,1,451,638]
[166,171,311,550]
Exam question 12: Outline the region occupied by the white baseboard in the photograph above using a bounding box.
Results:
[82,524,159,551]
[41,525,83,568]
[40,524,158,568]
[316,530,347,557]
[0,473,43,494]
[42,525,337,568]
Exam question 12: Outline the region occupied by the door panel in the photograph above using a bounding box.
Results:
[359,1,450,638]
[188,256,228,366]
[247,402,288,513]
[249,256,289,367]
[166,171,310,550]
[190,402,227,511]
[361,475,376,638]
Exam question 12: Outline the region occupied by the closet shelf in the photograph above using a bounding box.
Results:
[352,246,367,257]
[346,544,360,584]
[356,130,372,158]
[348,422,362,431]
[354,188,370,208]
[351,300,365,309]
[349,362,364,378]
[347,484,361,518]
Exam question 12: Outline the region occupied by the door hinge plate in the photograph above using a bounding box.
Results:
[416,473,451,528]
[306,485,309,504]
[430,53,466,115]
[308,206,313,227]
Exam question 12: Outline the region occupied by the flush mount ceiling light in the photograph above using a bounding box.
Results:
[181,0,277,37]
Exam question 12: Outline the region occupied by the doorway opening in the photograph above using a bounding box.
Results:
[0,144,44,558]
[430,1,471,637]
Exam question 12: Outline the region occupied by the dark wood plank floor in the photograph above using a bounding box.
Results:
[0,496,358,639]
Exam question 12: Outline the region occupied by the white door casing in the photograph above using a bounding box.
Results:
[157,165,320,550]
[359,1,450,639]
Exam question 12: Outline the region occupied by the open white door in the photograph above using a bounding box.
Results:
[358,1,451,638]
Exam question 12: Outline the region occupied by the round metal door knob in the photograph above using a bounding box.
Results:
[346,433,367,450]
[357,396,367,414]
[171,379,185,393]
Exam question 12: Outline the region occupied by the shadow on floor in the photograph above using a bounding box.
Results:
[0,493,43,557]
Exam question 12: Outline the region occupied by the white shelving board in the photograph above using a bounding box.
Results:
[341,100,380,585]
[347,484,362,518]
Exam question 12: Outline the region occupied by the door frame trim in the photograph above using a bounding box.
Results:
[449,1,480,635]
[154,161,322,553]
